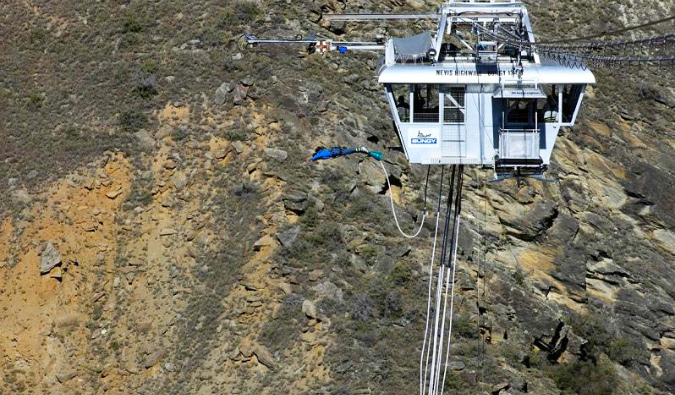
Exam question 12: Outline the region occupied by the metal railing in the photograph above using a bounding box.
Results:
[499,110,540,159]
[413,113,440,123]
[499,128,540,159]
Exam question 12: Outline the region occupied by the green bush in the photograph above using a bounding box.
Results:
[513,268,525,286]
[119,110,148,133]
[550,358,617,395]
[569,313,613,362]
[454,313,479,339]
[388,260,415,286]
[220,2,259,28]
[607,338,640,367]
[259,301,304,353]
[122,13,144,33]
[27,94,43,108]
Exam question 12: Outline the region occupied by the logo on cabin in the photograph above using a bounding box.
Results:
[412,138,437,144]
[411,130,438,145]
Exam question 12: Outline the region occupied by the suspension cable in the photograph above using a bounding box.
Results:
[537,14,675,44]
[475,22,675,68]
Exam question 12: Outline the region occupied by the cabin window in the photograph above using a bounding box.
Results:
[537,85,559,123]
[505,99,534,125]
[413,84,439,123]
[391,84,410,122]
[443,86,465,123]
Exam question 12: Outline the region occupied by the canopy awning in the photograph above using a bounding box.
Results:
[393,31,434,60]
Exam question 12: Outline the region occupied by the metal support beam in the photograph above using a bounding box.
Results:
[323,13,438,22]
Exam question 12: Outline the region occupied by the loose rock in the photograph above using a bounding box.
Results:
[144,349,166,369]
[214,82,232,105]
[160,228,178,236]
[40,243,61,275]
[232,141,244,154]
[171,172,189,191]
[135,129,156,150]
[55,369,77,383]
[276,227,300,248]
[263,148,288,162]
[302,300,318,319]
[233,84,249,104]
[106,189,123,199]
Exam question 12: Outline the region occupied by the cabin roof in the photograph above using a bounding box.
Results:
[378,59,596,85]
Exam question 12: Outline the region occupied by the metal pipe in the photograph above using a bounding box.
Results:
[323,13,438,21]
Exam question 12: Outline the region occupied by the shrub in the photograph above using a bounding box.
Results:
[27,94,43,108]
[119,110,148,133]
[224,127,248,141]
[259,301,303,353]
[122,13,143,33]
[513,268,525,286]
[550,358,617,395]
[607,338,640,367]
[388,260,415,286]
[569,313,613,362]
[135,75,157,99]
[220,2,259,28]
[454,313,479,339]
[29,27,46,44]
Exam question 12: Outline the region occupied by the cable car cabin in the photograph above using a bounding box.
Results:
[377,0,596,179]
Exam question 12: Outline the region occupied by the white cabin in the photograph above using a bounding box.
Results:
[378,0,595,178]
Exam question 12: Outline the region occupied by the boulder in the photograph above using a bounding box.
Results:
[252,344,275,370]
[134,129,156,150]
[55,369,77,383]
[276,227,300,248]
[171,172,189,191]
[283,190,308,213]
[263,148,288,162]
[40,243,61,275]
[312,281,344,303]
[233,84,249,105]
[214,82,232,105]
[302,300,318,319]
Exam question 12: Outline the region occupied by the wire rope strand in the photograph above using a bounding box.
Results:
[435,167,463,394]
[537,14,675,44]
[420,166,445,395]
[428,165,457,395]
[440,166,464,395]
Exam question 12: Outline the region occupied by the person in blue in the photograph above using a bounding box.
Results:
[310,146,382,162]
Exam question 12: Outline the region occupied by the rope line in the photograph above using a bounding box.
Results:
[420,166,445,395]
[380,161,428,239]
[440,166,463,395]
[420,165,464,395]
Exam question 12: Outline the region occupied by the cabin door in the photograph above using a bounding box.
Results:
[441,86,466,159]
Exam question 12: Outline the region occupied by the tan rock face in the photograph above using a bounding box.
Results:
[2,2,674,394]
[0,154,131,393]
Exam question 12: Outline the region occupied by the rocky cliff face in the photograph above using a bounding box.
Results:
[1,0,674,394]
